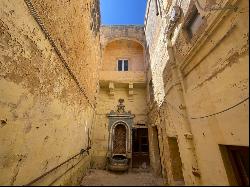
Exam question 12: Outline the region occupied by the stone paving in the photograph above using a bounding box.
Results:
[81,169,164,186]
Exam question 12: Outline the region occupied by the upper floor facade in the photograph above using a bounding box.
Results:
[99,25,146,91]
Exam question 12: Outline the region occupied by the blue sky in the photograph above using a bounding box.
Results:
[100,0,147,25]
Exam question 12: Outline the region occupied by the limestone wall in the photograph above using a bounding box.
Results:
[92,25,147,169]
[102,40,144,71]
[100,38,145,86]
[176,0,249,184]
[100,25,145,49]
[145,0,249,185]
[145,0,168,105]
[0,0,100,185]
[92,87,147,169]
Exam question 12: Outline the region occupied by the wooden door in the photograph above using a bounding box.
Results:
[132,128,150,168]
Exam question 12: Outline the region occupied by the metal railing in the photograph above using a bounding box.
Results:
[24,146,91,186]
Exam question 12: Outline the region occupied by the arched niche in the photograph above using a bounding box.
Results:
[102,39,145,72]
[110,121,131,156]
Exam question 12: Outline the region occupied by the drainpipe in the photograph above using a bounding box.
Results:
[165,13,201,185]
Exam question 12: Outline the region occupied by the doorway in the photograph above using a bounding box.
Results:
[220,145,249,186]
[168,137,184,183]
[132,128,150,168]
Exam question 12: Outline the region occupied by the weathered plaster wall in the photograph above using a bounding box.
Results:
[32,0,101,105]
[0,0,100,185]
[145,0,198,185]
[145,0,249,185]
[175,0,249,184]
[147,125,162,177]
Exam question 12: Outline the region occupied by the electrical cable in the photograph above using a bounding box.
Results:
[24,0,94,109]
[190,97,249,119]
[163,96,249,120]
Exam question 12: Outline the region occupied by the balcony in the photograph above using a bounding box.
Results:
[99,71,146,84]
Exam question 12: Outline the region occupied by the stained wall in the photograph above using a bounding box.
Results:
[145,0,249,185]
[0,0,101,185]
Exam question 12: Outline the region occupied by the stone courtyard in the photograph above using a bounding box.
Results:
[81,169,164,186]
[0,0,249,186]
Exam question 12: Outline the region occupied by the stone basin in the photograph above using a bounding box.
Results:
[108,155,129,171]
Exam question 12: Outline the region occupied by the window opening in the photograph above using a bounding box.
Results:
[117,59,128,71]
[186,5,203,38]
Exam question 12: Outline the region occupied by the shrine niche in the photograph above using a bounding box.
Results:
[106,99,134,171]
[113,124,126,154]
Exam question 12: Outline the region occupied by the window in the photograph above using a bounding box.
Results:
[118,60,128,71]
[184,4,203,39]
